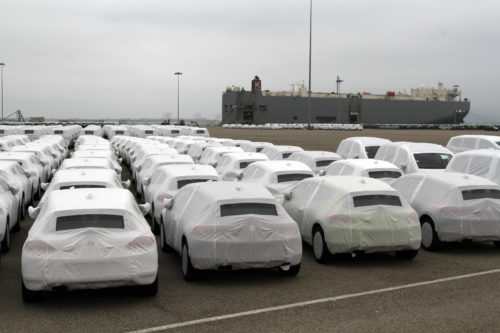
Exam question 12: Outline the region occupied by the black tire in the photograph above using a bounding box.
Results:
[22,279,43,303]
[279,263,301,276]
[493,241,500,248]
[181,240,199,281]
[138,274,158,296]
[30,186,34,205]
[151,209,159,236]
[420,217,441,251]
[160,219,173,253]
[36,184,42,200]
[13,212,21,232]
[312,226,330,263]
[395,250,419,260]
[1,220,10,253]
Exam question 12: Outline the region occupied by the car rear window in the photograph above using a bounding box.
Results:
[145,130,154,135]
[316,160,335,167]
[196,130,205,134]
[85,131,94,134]
[368,171,402,179]
[462,189,500,200]
[25,130,34,134]
[365,146,380,158]
[56,214,124,231]
[240,161,255,169]
[171,130,179,134]
[114,131,124,135]
[220,203,278,217]
[277,173,313,183]
[177,178,211,189]
[59,184,107,190]
[353,195,402,207]
[54,130,63,134]
[256,147,264,152]
[282,153,293,159]
[413,153,452,169]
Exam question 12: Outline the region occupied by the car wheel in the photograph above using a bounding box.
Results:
[279,263,301,276]
[22,279,43,303]
[151,211,159,236]
[160,220,172,253]
[13,212,21,232]
[493,241,500,248]
[37,184,42,200]
[395,250,418,260]
[20,196,25,220]
[138,274,158,296]
[312,226,330,263]
[181,240,199,281]
[30,186,34,205]
[421,217,441,251]
[1,220,10,253]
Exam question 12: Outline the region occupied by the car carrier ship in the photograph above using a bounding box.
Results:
[222,76,470,125]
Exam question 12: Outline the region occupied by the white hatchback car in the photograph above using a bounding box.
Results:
[446,135,500,153]
[336,137,391,159]
[282,176,421,261]
[160,182,302,280]
[22,189,157,302]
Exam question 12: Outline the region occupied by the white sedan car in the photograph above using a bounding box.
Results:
[392,172,500,250]
[282,176,421,261]
[22,189,157,302]
[160,182,302,280]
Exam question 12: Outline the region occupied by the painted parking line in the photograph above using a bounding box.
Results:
[127,268,500,333]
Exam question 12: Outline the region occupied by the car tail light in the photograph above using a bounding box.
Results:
[25,238,56,254]
[275,222,299,235]
[127,235,155,251]
[192,224,217,237]
[438,205,460,216]
[156,192,172,201]
[407,211,419,223]
[327,212,354,223]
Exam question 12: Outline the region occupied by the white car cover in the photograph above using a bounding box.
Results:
[445,149,500,184]
[22,189,157,291]
[162,182,302,270]
[282,176,421,254]
[392,172,500,242]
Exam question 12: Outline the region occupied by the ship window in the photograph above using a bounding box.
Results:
[293,116,298,121]
[413,153,452,169]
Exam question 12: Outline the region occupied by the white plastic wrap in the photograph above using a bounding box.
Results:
[163,182,302,270]
[446,149,500,184]
[282,176,421,254]
[392,172,500,242]
[22,189,157,291]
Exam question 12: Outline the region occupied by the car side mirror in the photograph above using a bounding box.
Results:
[236,171,243,180]
[163,198,173,210]
[284,192,292,201]
[122,180,130,189]
[41,183,49,191]
[319,169,326,176]
[28,206,41,219]
[139,203,151,216]
[400,163,407,171]
[142,177,151,186]
[9,183,19,195]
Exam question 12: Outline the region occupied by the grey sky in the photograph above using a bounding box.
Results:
[0,0,499,122]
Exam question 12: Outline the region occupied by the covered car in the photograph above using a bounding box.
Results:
[240,160,314,200]
[198,146,244,166]
[282,176,421,261]
[288,151,342,176]
[336,137,391,159]
[215,152,269,181]
[260,145,304,160]
[325,159,403,184]
[392,172,500,250]
[160,182,302,280]
[239,141,274,153]
[445,149,500,184]
[22,189,157,302]
[374,142,453,174]
[0,176,22,253]
[446,135,500,153]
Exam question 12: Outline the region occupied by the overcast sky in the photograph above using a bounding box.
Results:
[0,0,499,122]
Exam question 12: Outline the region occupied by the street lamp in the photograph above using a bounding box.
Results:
[174,72,183,124]
[0,63,4,122]
[307,0,312,129]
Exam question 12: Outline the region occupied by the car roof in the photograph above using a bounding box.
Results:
[289,151,341,160]
[407,172,497,187]
[340,137,391,145]
[44,188,136,212]
[333,159,400,170]
[220,152,269,161]
[185,181,275,203]
[249,160,313,173]
[156,164,219,178]
[51,169,118,183]
[383,142,452,153]
[304,175,398,193]
[263,145,303,152]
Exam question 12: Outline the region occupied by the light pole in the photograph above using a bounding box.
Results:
[307,0,312,129]
[174,72,182,124]
[0,63,4,122]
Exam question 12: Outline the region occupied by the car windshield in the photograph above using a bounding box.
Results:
[282,153,293,159]
[56,214,124,231]
[239,161,255,169]
[365,146,380,158]
[413,153,452,169]
[220,203,278,217]
[462,189,500,200]
[316,160,335,167]
[177,178,211,189]
[277,173,313,183]
[368,170,402,179]
[59,184,107,190]
[353,195,402,207]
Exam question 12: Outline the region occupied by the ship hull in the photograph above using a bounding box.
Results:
[222,91,470,125]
